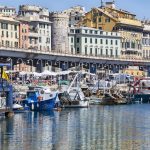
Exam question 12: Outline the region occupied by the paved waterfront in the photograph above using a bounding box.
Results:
[0,105,150,150]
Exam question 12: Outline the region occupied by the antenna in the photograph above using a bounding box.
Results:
[100,0,104,8]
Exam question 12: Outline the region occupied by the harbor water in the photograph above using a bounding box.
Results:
[1,104,150,150]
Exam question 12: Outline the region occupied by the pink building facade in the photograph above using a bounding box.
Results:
[19,21,29,49]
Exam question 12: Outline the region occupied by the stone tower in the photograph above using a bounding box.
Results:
[50,12,69,53]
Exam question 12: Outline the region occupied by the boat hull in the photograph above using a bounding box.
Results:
[62,100,89,108]
[27,96,57,111]
[132,94,150,103]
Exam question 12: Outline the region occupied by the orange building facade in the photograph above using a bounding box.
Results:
[19,21,29,49]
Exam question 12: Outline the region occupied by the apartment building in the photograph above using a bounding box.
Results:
[0,15,19,48]
[69,27,121,57]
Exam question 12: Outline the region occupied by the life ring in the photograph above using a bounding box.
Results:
[40,90,44,94]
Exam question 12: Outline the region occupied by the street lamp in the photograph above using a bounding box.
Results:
[7,58,13,83]
[27,59,34,82]
[36,59,43,73]
[17,58,24,71]
[45,60,52,71]
[27,59,33,72]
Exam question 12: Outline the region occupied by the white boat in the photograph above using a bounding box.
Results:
[58,72,89,108]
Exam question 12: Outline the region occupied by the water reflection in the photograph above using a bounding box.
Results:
[0,105,150,150]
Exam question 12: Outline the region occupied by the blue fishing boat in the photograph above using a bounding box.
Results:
[23,86,58,111]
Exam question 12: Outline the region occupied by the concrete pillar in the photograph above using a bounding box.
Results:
[61,62,68,80]
[90,64,96,74]
[6,85,13,110]
[147,66,150,77]
[36,60,43,73]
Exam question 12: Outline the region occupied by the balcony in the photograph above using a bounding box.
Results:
[126,48,142,52]
[29,32,38,38]
[120,54,142,60]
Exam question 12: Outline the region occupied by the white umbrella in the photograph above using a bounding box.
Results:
[41,70,57,76]
[5,70,18,73]
[19,71,28,75]
[57,70,71,75]
[33,72,42,77]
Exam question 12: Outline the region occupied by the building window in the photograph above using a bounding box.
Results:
[90,38,92,43]
[70,29,74,33]
[115,40,118,45]
[106,39,108,45]
[47,38,50,43]
[2,40,4,46]
[90,30,93,34]
[39,37,42,43]
[14,25,17,31]
[76,38,80,43]
[100,49,103,55]
[100,39,103,44]
[85,47,87,55]
[15,42,18,48]
[95,48,97,56]
[90,48,92,55]
[2,31,4,37]
[15,32,18,38]
[93,18,96,23]
[47,46,49,51]
[131,42,135,49]
[77,47,80,54]
[95,31,98,34]
[115,48,118,56]
[99,31,103,35]
[95,39,97,44]
[99,18,101,22]
[85,30,88,33]
[127,42,130,48]
[106,49,108,56]
[75,30,80,33]
[122,42,124,48]
[1,23,8,29]
[105,17,110,22]
[71,38,73,43]
[85,38,87,43]
[6,41,9,47]
[30,39,32,44]
[110,49,113,56]
[111,40,113,45]
[71,47,73,54]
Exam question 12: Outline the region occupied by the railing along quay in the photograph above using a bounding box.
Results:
[0,46,150,63]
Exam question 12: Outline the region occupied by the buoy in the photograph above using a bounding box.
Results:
[5,111,14,117]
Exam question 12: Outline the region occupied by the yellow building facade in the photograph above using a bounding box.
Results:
[142,22,150,60]
[123,69,145,77]
[78,1,143,59]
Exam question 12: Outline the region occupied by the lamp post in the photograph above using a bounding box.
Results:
[27,59,34,82]
[17,58,24,84]
[27,59,33,72]
[36,59,42,73]
[17,58,24,71]
[7,58,13,83]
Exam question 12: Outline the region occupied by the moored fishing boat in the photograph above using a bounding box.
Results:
[23,86,58,111]
[131,78,150,103]
[58,72,89,108]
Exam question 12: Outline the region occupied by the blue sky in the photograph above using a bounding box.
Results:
[0,0,149,19]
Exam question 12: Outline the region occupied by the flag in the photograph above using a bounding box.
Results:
[2,70,9,81]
